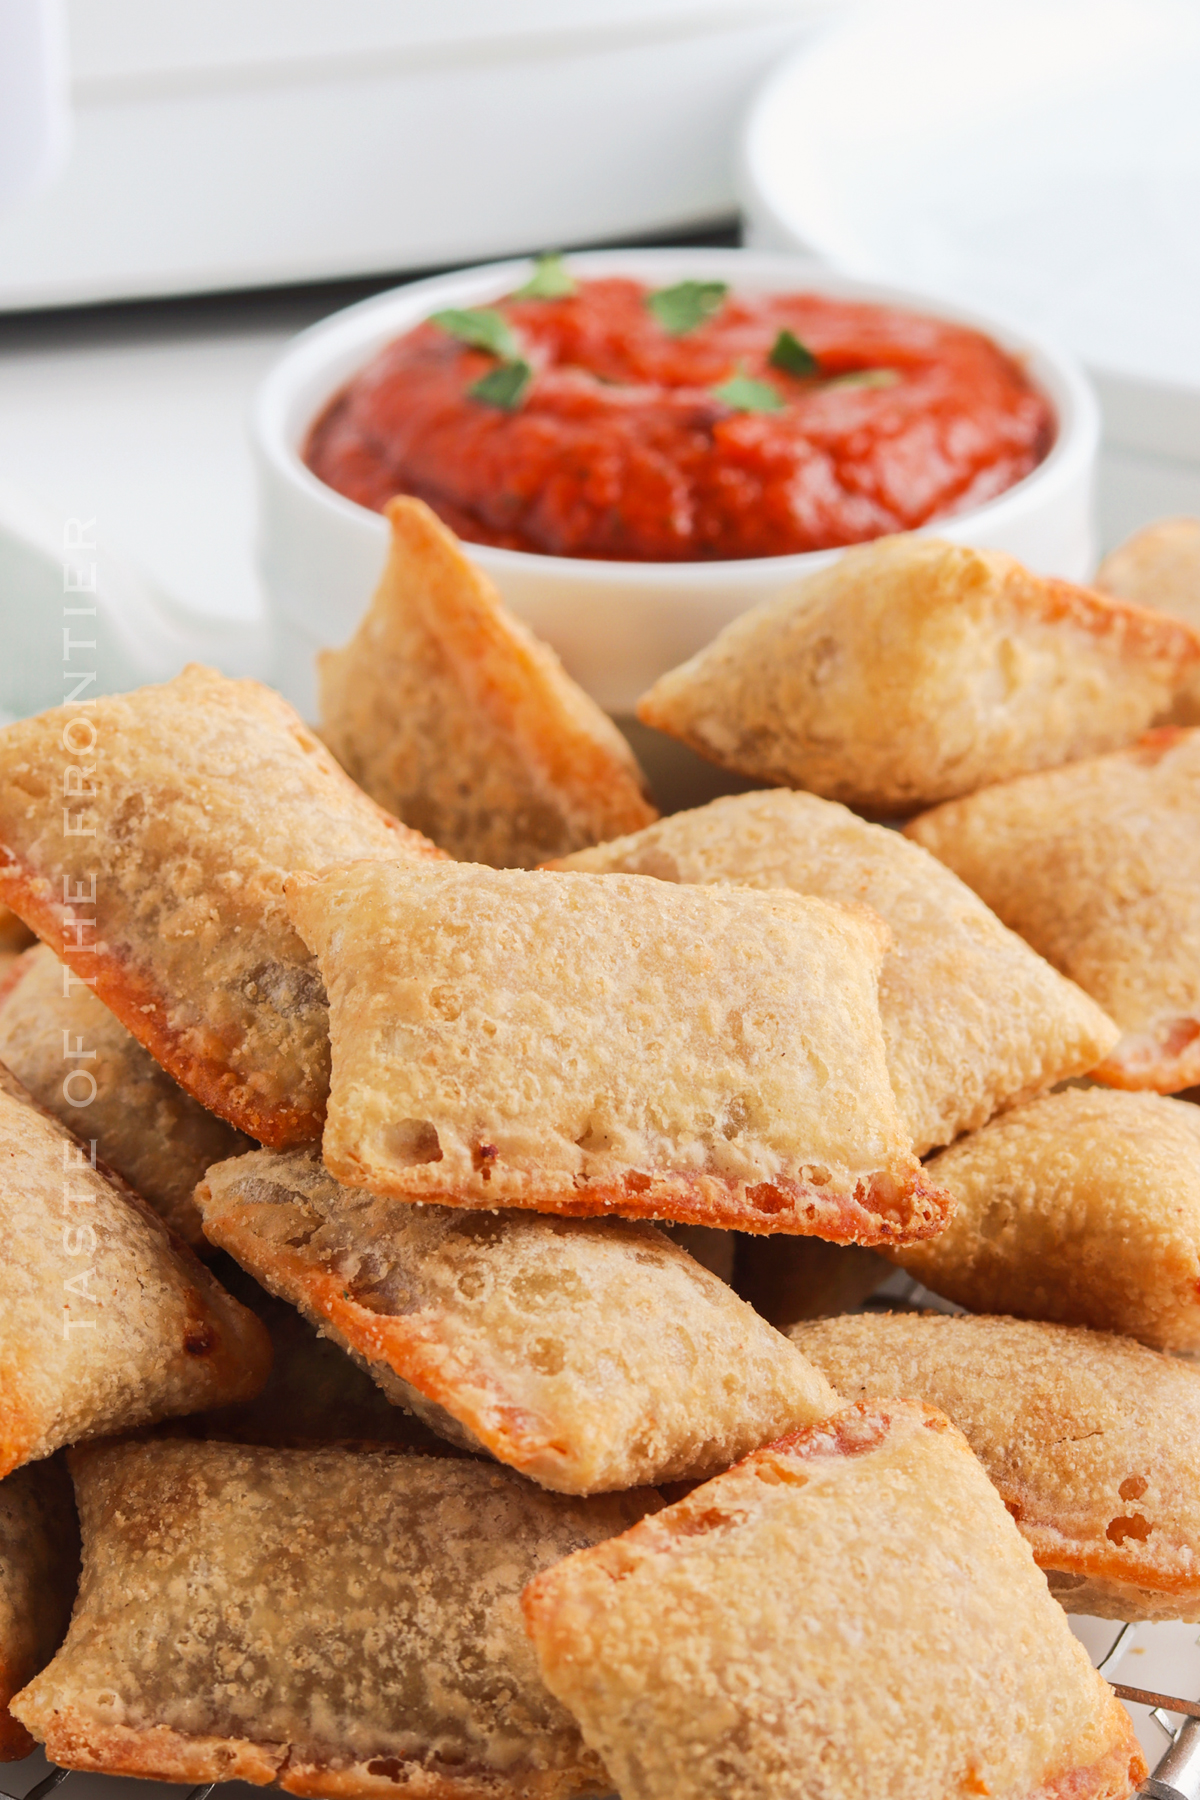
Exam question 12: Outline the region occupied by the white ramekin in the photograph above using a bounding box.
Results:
[252,247,1100,716]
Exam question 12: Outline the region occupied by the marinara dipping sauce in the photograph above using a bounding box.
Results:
[304,275,1054,562]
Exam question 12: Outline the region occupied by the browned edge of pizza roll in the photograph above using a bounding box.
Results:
[0,1062,271,1478]
[521,1401,1144,1800]
[793,1310,1200,1621]
[890,1088,1200,1352]
[906,727,1200,1094]
[285,858,952,1245]
[196,1146,839,1493]
[318,495,657,867]
[11,1436,655,1797]
[0,943,253,1248]
[636,535,1200,815]
[0,665,441,1148]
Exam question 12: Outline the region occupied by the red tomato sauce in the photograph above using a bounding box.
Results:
[304,278,1054,562]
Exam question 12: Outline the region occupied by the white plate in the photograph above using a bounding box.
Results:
[740,0,1200,435]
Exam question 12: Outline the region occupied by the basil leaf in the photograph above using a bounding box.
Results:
[711,374,785,415]
[824,368,900,391]
[647,280,728,336]
[430,307,521,361]
[469,359,533,410]
[516,253,575,299]
[769,329,820,377]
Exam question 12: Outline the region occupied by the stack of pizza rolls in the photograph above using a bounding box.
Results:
[1,497,1198,1799]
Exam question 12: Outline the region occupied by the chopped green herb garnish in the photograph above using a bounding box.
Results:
[469,359,533,410]
[647,280,728,336]
[430,307,521,361]
[824,368,900,391]
[516,253,576,299]
[769,329,820,378]
[711,374,785,415]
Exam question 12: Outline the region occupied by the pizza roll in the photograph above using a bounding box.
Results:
[637,535,1199,815]
[0,664,439,1148]
[197,1147,838,1493]
[793,1310,1200,1622]
[556,789,1118,1154]
[12,1438,653,1795]
[0,1064,271,1478]
[0,944,251,1248]
[1096,516,1200,724]
[319,496,657,866]
[891,1088,1200,1351]
[907,728,1200,1092]
[522,1401,1143,1800]
[0,1458,79,1760]
[285,859,950,1244]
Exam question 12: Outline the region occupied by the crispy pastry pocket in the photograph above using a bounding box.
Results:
[636,535,1200,815]
[0,1457,79,1760]
[285,858,949,1244]
[1096,517,1200,725]
[11,1438,653,1798]
[906,728,1200,1093]
[521,1401,1143,1800]
[555,788,1118,1155]
[793,1310,1200,1621]
[891,1088,1200,1352]
[0,664,439,1146]
[197,1147,838,1493]
[0,1063,271,1477]
[318,496,656,866]
[0,944,251,1247]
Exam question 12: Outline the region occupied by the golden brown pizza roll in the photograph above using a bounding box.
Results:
[0,1458,79,1760]
[12,1437,653,1795]
[0,664,440,1148]
[197,1147,839,1493]
[1096,516,1200,724]
[318,496,657,866]
[793,1310,1200,1622]
[0,1063,271,1479]
[891,1088,1200,1352]
[556,789,1119,1154]
[0,943,251,1248]
[521,1401,1144,1800]
[0,905,33,955]
[637,535,1200,815]
[907,727,1200,1092]
[285,858,950,1244]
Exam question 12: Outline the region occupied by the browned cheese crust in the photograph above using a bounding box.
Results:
[197,1147,838,1493]
[11,1437,654,1796]
[1096,517,1200,724]
[792,1311,1200,1621]
[0,1458,79,1759]
[0,1064,271,1477]
[285,859,950,1243]
[556,789,1118,1154]
[0,665,441,1147]
[0,943,251,1247]
[318,497,657,867]
[893,1088,1200,1351]
[521,1402,1144,1800]
[635,535,1200,815]
[906,728,1200,1092]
